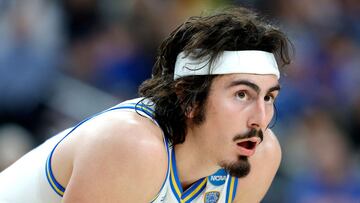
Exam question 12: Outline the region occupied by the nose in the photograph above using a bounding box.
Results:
[247,100,268,130]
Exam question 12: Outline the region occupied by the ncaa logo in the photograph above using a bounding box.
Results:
[209,169,227,186]
[204,191,220,203]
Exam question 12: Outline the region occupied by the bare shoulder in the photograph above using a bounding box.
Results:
[233,129,281,203]
[60,110,168,202]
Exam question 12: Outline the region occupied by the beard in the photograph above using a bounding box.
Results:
[220,156,250,178]
[218,128,262,178]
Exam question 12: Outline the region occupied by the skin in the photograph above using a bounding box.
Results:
[54,73,281,202]
[176,74,282,202]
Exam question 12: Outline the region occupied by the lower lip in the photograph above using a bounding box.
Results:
[236,144,256,156]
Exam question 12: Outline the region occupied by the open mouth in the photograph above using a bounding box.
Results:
[237,141,257,150]
[235,137,260,156]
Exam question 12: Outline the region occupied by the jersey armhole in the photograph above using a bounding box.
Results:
[45,99,158,197]
[150,136,171,202]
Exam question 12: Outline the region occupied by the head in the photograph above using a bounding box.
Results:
[139,6,291,177]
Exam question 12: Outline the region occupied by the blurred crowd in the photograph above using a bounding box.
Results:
[0,0,359,202]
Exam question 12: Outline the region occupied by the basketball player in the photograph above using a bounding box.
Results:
[0,6,291,203]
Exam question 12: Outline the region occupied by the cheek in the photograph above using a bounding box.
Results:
[266,105,275,122]
[206,101,236,125]
[205,92,248,131]
[262,107,275,129]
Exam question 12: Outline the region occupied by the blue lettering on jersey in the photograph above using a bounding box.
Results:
[209,169,227,186]
[204,191,220,203]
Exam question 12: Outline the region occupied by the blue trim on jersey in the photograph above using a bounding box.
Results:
[170,149,183,193]
[112,105,154,118]
[182,177,205,198]
[169,149,182,202]
[45,155,65,196]
[115,102,155,117]
[225,176,238,203]
[169,177,182,202]
[232,178,239,201]
[225,176,231,203]
[45,114,96,197]
[183,178,207,203]
[45,100,156,197]
[169,148,207,203]
[150,136,171,203]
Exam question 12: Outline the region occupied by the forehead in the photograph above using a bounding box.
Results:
[212,73,279,90]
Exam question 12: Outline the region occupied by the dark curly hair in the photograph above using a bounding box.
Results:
[138,6,292,145]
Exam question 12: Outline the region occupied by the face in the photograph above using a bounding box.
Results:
[189,73,280,178]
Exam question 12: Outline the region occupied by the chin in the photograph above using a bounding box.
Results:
[221,156,251,178]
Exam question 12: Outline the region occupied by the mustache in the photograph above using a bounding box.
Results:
[232,128,263,143]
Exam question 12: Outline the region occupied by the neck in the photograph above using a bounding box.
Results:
[173,126,219,190]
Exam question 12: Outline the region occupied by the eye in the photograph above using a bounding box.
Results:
[236,91,248,100]
[264,95,275,103]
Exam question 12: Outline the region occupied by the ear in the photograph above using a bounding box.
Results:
[185,106,196,118]
[175,81,196,119]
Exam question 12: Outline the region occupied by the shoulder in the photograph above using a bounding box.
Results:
[63,110,168,202]
[233,129,281,203]
[72,108,165,154]
[76,109,167,164]
[253,129,281,161]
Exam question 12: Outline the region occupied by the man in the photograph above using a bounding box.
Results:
[0,6,291,203]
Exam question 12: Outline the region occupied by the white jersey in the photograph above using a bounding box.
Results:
[0,98,238,203]
[152,148,238,203]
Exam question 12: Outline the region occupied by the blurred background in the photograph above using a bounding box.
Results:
[0,0,359,202]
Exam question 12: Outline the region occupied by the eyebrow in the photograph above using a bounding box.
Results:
[227,79,281,94]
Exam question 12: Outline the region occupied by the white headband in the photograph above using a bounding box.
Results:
[173,50,280,79]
